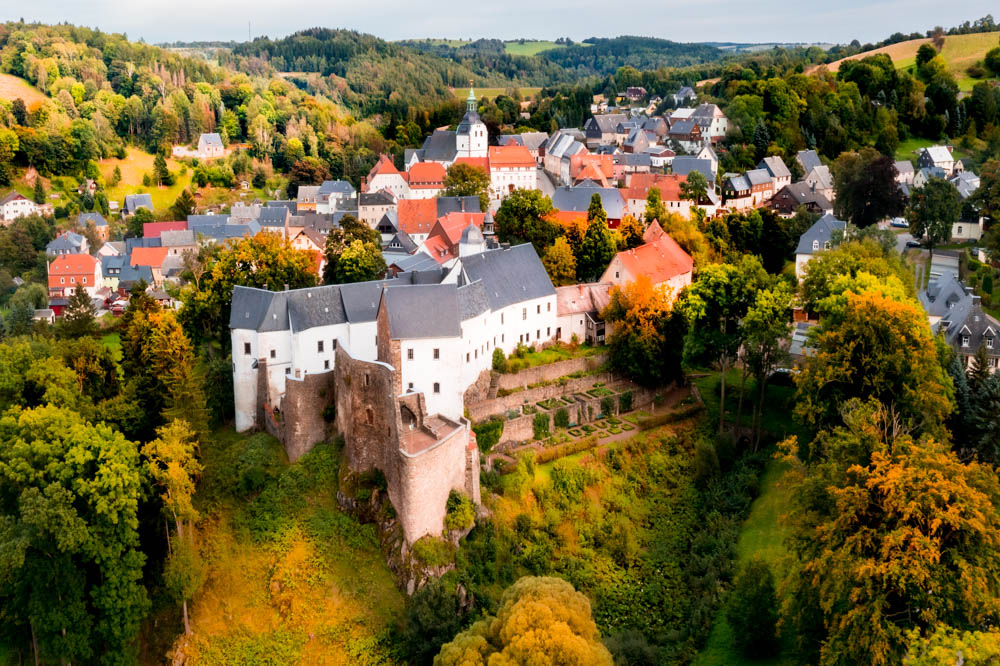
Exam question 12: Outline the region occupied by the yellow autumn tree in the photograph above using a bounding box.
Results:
[435,577,613,666]
[542,237,577,286]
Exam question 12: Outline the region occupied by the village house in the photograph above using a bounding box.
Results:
[143,220,187,238]
[584,113,628,148]
[666,119,704,152]
[802,165,835,202]
[745,168,775,205]
[46,230,88,257]
[123,193,153,217]
[418,214,487,265]
[363,155,409,199]
[130,246,171,288]
[555,283,611,345]
[796,149,822,174]
[1,192,47,222]
[198,133,224,159]
[917,145,962,177]
[769,182,834,217]
[600,227,693,303]
[921,272,1000,372]
[795,213,846,280]
[672,86,696,107]
[612,154,652,183]
[316,180,357,213]
[570,154,615,187]
[552,181,626,227]
[722,174,754,211]
[497,132,549,165]
[78,212,110,242]
[671,157,716,189]
[406,162,448,200]
[758,156,792,192]
[359,190,396,228]
[296,186,321,213]
[543,130,589,185]
[487,145,537,208]
[396,196,481,244]
[894,160,915,185]
[48,253,101,297]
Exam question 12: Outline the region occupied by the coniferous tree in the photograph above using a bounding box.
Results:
[576,193,615,281]
[32,176,45,204]
[59,284,96,338]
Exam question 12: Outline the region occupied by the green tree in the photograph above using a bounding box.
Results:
[494,188,559,255]
[915,43,938,69]
[400,577,469,665]
[335,239,386,283]
[58,284,96,338]
[576,193,615,280]
[986,47,1000,76]
[127,206,154,238]
[742,282,793,446]
[322,214,382,284]
[680,170,710,205]
[170,188,196,220]
[111,165,122,187]
[541,236,577,286]
[617,214,645,249]
[435,576,613,666]
[905,177,960,261]
[726,559,778,658]
[833,148,906,227]
[180,233,317,348]
[32,176,45,204]
[0,128,18,185]
[905,625,1000,665]
[0,406,149,664]
[154,152,174,186]
[443,162,491,212]
[644,187,666,225]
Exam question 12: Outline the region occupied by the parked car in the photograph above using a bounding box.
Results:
[905,240,923,249]
[890,217,908,228]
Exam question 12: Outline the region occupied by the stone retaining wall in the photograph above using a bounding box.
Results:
[467,372,619,422]
[497,353,607,391]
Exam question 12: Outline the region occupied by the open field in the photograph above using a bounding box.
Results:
[812,32,1000,92]
[97,147,195,215]
[504,40,577,56]
[0,73,48,110]
[454,86,542,101]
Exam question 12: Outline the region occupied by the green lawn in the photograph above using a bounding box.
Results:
[99,147,195,216]
[504,342,604,373]
[454,86,542,101]
[695,459,799,666]
[504,40,567,56]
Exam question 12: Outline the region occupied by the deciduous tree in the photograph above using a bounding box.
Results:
[542,236,577,286]
[494,188,559,255]
[906,177,960,260]
[832,148,906,227]
[443,162,491,213]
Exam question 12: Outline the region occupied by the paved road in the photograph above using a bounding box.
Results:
[895,232,915,254]
[536,168,556,197]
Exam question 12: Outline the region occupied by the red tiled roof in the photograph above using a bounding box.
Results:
[421,212,486,264]
[613,235,693,285]
[407,162,447,189]
[130,246,170,268]
[574,162,610,184]
[625,173,687,202]
[547,210,588,226]
[396,199,438,235]
[643,219,666,243]
[488,145,535,168]
[143,221,188,238]
[368,154,400,178]
[49,253,97,275]
[453,157,490,172]
[570,154,614,181]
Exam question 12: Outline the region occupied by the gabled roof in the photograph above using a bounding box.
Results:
[78,212,107,227]
[610,234,693,285]
[130,246,170,268]
[795,213,846,255]
[804,165,834,190]
[47,231,86,253]
[420,130,459,163]
[459,244,555,311]
[124,193,153,214]
[624,173,687,202]
[383,284,461,339]
[758,156,791,179]
[199,133,223,148]
[921,145,953,164]
[360,190,396,207]
[453,156,490,172]
[49,253,98,275]
[397,199,438,235]
[586,113,628,134]
[407,162,447,188]
[796,150,822,173]
[745,168,772,187]
[672,157,715,183]
[557,282,612,316]
[773,182,833,211]
[0,191,28,205]
[668,119,698,135]
[143,221,187,238]
[160,229,196,246]
[318,180,356,196]
[368,154,401,179]
[724,175,751,192]
[296,186,321,203]
[552,183,625,219]
[488,145,535,168]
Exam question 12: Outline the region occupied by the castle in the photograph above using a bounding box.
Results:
[230,244,559,543]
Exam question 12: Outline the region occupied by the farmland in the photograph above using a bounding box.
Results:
[0,73,48,110]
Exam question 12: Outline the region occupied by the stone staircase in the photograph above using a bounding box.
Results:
[486,371,500,400]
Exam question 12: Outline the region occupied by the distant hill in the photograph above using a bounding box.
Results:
[813,31,1000,92]
[537,36,725,75]
[0,73,47,110]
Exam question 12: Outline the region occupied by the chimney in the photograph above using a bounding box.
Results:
[284,284,289,291]
[965,286,974,295]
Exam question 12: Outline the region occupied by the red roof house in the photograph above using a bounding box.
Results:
[48,253,101,297]
[420,212,486,264]
[600,233,693,302]
[143,221,188,238]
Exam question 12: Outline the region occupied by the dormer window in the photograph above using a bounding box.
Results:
[962,335,970,347]
[812,240,819,251]
[988,337,994,350]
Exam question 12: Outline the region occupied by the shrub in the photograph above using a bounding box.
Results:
[618,390,633,413]
[554,408,570,428]
[492,347,508,372]
[412,536,455,568]
[533,412,550,439]
[600,396,616,416]
[984,274,994,295]
[967,62,987,79]
[444,490,476,531]
[535,436,598,464]
[693,436,720,483]
[473,417,504,452]
[726,559,778,658]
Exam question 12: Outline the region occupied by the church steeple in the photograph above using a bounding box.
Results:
[466,85,476,114]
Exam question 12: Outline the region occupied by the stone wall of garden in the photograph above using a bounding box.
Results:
[496,353,608,391]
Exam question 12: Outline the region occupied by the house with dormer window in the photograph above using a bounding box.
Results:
[921,272,1000,372]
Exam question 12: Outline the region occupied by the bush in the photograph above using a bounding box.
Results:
[726,559,779,658]
[554,408,570,428]
[984,274,994,295]
[473,417,504,452]
[693,436,720,483]
[411,536,455,568]
[618,390,633,413]
[444,490,476,531]
[967,62,987,79]
[600,396,616,416]
[533,412,550,439]
[534,435,598,465]
[492,347,508,372]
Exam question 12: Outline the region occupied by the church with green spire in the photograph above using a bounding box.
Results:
[408,86,487,168]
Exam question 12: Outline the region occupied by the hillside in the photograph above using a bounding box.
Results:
[0,73,47,110]
[813,31,1000,91]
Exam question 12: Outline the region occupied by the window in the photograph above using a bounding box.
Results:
[433,348,440,359]
[824,241,830,250]
[537,329,540,339]
[82,277,87,284]
[812,240,819,251]
[60,277,65,284]
[270,349,276,359]
[547,302,551,312]
[522,308,527,320]
[324,360,330,370]
[957,226,963,235]
[988,337,995,350]
[466,353,470,363]
[962,335,970,347]
[70,277,75,284]
[365,408,374,425]
[408,382,414,391]
[615,271,619,279]
[285,368,291,375]
[317,340,324,353]
[365,374,370,386]
[407,348,414,360]
[474,350,478,359]
[501,313,504,324]
[537,305,541,314]
[547,327,550,336]
[244,342,251,355]
[332,339,338,350]
[295,369,301,378]
[433,382,440,393]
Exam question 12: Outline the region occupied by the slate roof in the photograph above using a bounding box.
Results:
[258,206,289,227]
[78,212,107,227]
[921,145,953,164]
[118,264,154,287]
[124,193,153,214]
[922,272,1000,354]
[360,190,396,207]
[724,175,751,192]
[758,156,791,179]
[668,119,698,135]
[795,213,846,255]
[805,165,834,190]
[265,200,298,215]
[390,252,438,273]
[459,243,555,311]
[745,168,772,187]
[672,157,715,184]
[796,150,822,173]
[47,231,86,253]
[773,182,833,211]
[586,113,628,135]
[458,280,490,320]
[894,160,915,175]
[384,284,461,339]
[318,180,356,197]
[160,230,195,246]
[552,183,625,219]
[200,133,223,148]
[420,130,459,163]
[187,214,229,228]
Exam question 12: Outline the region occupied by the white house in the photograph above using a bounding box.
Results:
[487,145,537,209]
[363,155,410,199]
[197,133,224,159]
[795,213,846,280]
[230,244,558,431]
[1,192,44,222]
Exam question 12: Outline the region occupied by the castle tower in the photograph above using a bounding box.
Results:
[456,86,488,159]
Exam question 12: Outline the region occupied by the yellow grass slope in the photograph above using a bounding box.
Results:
[0,73,48,110]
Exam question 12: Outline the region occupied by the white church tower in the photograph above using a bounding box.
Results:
[456,87,488,159]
